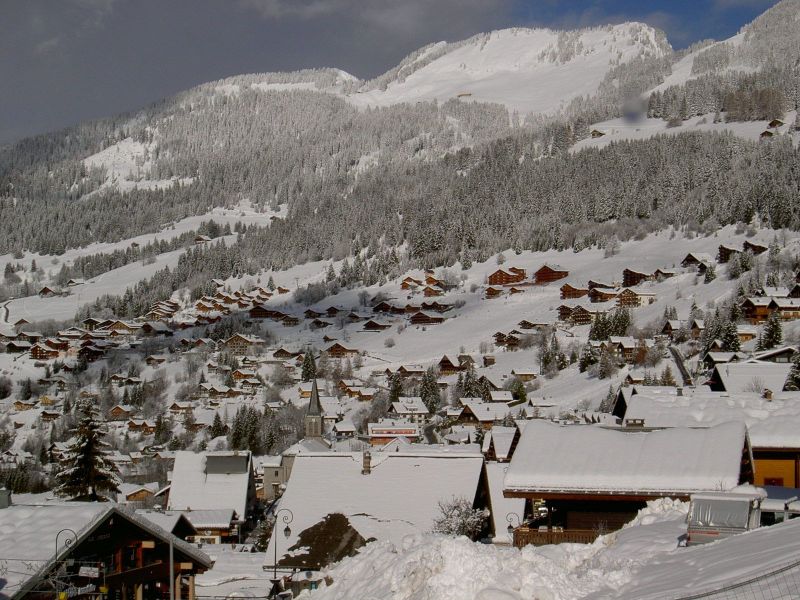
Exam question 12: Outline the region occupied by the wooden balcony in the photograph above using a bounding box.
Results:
[512,527,598,547]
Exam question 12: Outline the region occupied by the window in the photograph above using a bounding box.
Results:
[764,477,784,486]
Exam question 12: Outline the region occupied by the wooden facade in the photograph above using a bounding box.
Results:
[560,284,589,300]
[534,264,569,285]
[622,269,651,288]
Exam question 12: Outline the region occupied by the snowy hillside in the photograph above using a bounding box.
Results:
[348,24,670,115]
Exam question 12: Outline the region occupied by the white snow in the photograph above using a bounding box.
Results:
[504,421,748,495]
[348,24,668,116]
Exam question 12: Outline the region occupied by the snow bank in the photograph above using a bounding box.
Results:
[301,500,689,600]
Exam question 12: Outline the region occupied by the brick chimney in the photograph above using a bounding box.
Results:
[763,388,773,401]
[361,450,372,475]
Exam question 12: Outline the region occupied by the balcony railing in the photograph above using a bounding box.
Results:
[512,527,598,547]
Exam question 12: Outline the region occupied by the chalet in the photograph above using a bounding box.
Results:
[488,268,526,286]
[409,311,444,326]
[489,390,514,403]
[560,283,589,300]
[363,319,390,331]
[141,321,172,336]
[401,276,423,290]
[458,399,512,430]
[276,286,291,294]
[616,287,656,308]
[718,244,739,263]
[534,264,568,285]
[220,333,263,355]
[304,308,324,319]
[127,419,156,434]
[29,343,59,360]
[736,325,758,343]
[587,280,615,290]
[389,397,429,424]
[689,319,706,340]
[518,320,546,330]
[588,287,618,303]
[373,301,395,313]
[653,268,676,280]
[281,315,300,326]
[485,286,503,299]
[438,354,463,375]
[358,387,377,401]
[706,361,792,393]
[396,364,425,378]
[5,340,32,353]
[231,368,256,380]
[504,421,753,546]
[37,286,59,297]
[590,129,605,138]
[661,320,684,338]
[266,449,485,570]
[753,345,798,363]
[310,318,332,329]
[743,240,768,255]
[109,404,136,421]
[423,285,444,297]
[404,303,422,313]
[346,311,366,322]
[248,304,275,319]
[773,298,800,320]
[484,425,521,462]
[325,342,359,359]
[0,501,212,600]
[681,252,714,269]
[768,118,785,129]
[13,399,37,411]
[368,419,421,445]
[511,369,537,383]
[760,129,775,138]
[273,347,302,360]
[483,355,496,367]
[81,317,102,331]
[622,268,652,288]
[741,297,773,323]
[195,234,212,244]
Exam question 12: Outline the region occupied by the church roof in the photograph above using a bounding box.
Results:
[307,379,322,417]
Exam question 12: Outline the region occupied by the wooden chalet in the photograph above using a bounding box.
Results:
[622,268,652,288]
[660,320,684,339]
[438,355,463,375]
[487,268,526,286]
[504,422,753,547]
[718,244,739,263]
[743,240,768,255]
[220,333,263,355]
[401,276,423,290]
[29,343,59,361]
[363,319,390,331]
[310,318,332,329]
[768,118,785,129]
[423,286,444,297]
[0,502,212,600]
[534,264,568,285]
[589,287,618,303]
[681,252,714,269]
[276,286,291,294]
[590,129,605,138]
[37,286,59,297]
[741,297,773,324]
[653,268,676,280]
[485,286,503,299]
[587,280,615,290]
[616,288,656,308]
[409,311,444,326]
[560,283,589,300]
[325,342,359,359]
[109,404,136,421]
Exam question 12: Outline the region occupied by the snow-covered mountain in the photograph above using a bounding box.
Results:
[348,23,670,115]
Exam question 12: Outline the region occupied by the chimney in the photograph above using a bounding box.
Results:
[0,488,11,509]
[763,389,773,401]
[361,450,372,475]
[676,387,683,397]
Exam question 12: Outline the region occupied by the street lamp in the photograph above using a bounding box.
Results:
[506,513,521,540]
[269,508,294,598]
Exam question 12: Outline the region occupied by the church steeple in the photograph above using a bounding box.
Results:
[304,379,323,439]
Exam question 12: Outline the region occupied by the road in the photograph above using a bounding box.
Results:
[669,345,694,387]
[0,300,9,324]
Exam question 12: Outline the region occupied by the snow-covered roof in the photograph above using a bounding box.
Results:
[487,426,516,460]
[461,399,512,422]
[504,421,749,496]
[712,361,792,393]
[136,509,197,535]
[489,390,514,403]
[391,397,428,415]
[266,450,484,566]
[621,390,800,448]
[167,451,252,519]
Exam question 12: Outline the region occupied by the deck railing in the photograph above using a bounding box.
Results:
[512,527,598,547]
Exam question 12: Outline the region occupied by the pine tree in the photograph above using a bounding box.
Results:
[301,350,317,382]
[598,385,615,413]
[660,365,677,386]
[388,372,403,403]
[154,414,171,444]
[785,352,800,391]
[267,276,275,291]
[210,412,226,438]
[760,312,783,350]
[462,366,481,398]
[704,264,716,283]
[721,321,741,352]
[55,403,120,501]
[579,344,599,373]
[419,367,441,413]
[509,378,527,402]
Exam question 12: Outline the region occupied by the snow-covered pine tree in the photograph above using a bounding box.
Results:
[760,312,783,350]
[785,352,800,391]
[301,350,317,382]
[55,402,121,501]
[419,367,441,413]
[388,372,403,403]
[721,321,741,352]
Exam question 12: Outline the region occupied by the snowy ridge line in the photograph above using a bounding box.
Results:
[667,557,800,600]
